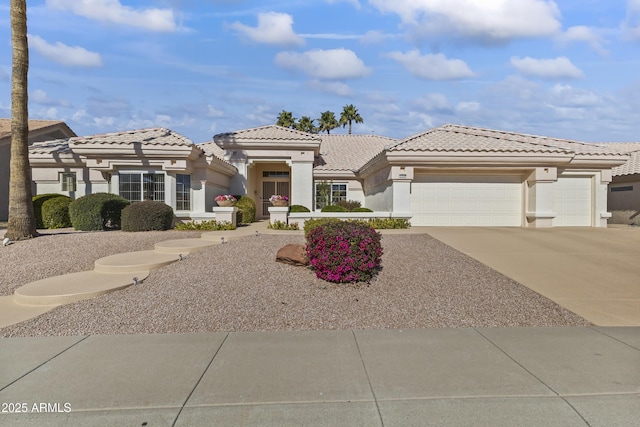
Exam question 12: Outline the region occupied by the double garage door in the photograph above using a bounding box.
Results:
[409,174,594,227]
[410,174,524,226]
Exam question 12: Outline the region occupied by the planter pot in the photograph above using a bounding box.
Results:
[271,200,288,207]
[216,200,235,207]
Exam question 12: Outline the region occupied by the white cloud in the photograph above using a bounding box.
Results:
[306,79,352,96]
[455,101,481,114]
[275,48,371,80]
[413,93,452,112]
[360,30,397,44]
[369,0,560,44]
[324,0,361,9]
[31,89,73,107]
[230,12,304,47]
[207,105,225,118]
[46,0,177,32]
[624,0,640,39]
[29,35,103,67]
[386,50,475,80]
[557,26,608,55]
[510,56,584,80]
[549,84,601,107]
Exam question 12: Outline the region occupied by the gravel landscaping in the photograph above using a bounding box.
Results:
[0,229,589,337]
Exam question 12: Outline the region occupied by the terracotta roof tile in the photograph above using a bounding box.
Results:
[315,134,396,171]
[214,125,321,143]
[0,118,75,140]
[391,124,620,155]
[29,140,72,154]
[197,141,227,160]
[69,128,193,147]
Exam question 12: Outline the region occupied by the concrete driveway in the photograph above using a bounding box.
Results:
[424,226,640,326]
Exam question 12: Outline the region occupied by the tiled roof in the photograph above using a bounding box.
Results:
[599,143,640,176]
[214,125,322,143]
[0,119,75,140]
[29,140,72,154]
[391,124,621,156]
[315,134,396,171]
[197,141,227,160]
[69,128,194,147]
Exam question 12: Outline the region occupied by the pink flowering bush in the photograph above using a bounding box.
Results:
[215,194,237,202]
[306,221,383,283]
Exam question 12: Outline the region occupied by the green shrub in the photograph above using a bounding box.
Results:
[352,207,373,213]
[174,220,236,231]
[41,196,73,229]
[69,193,130,231]
[289,204,310,213]
[335,199,361,211]
[121,201,174,232]
[235,196,256,223]
[321,205,349,213]
[306,221,382,283]
[303,218,341,238]
[33,193,68,228]
[366,218,410,229]
[268,220,299,230]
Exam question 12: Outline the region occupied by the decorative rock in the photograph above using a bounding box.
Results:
[276,244,308,266]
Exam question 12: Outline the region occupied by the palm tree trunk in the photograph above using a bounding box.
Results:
[348,120,352,134]
[6,0,37,240]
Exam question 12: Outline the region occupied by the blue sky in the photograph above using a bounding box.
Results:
[1,0,640,143]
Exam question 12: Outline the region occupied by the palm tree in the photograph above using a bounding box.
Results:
[295,116,318,134]
[317,111,339,134]
[6,0,37,240]
[276,110,296,129]
[339,104,364,134]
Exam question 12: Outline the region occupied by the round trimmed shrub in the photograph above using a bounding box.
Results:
[321,205,349,213]
[335,199,361,211]
[41,196,73,229]
[289,204,310,213]
[306,221,383,283]
[352,207,373,212]
[121,201,174,232]
[33,193,68,228]
[235,195,256,223]
[69,193,130,231]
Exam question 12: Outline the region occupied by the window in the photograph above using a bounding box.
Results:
[119,173,165,202]
[611,186,633,192]
[262,171,290,177]
[315,182,347,209]
[176,174,191,211]
[60,172,76,192]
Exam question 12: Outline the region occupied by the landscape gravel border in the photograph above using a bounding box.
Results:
[0,228,590,337]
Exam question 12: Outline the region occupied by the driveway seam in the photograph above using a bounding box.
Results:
[472,328,559,396]
[351,329,385,427]
[171,332,229,427]
[588,326,640,351]
[0,335,90,393]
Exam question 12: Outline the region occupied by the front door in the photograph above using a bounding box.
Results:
[262,181,289,218]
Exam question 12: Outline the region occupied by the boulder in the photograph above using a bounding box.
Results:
[276,244,308,266]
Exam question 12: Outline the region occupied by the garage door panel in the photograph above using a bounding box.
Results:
[410,175,523,226]
[553,176,592,227]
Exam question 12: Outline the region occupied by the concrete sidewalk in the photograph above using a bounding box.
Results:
[0,327,638,426]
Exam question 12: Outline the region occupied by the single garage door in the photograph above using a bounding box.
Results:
[410,175,523,226]
[553,176,592,226]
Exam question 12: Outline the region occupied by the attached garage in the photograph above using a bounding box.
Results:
[553,175,593,226]
[410,174,524,226]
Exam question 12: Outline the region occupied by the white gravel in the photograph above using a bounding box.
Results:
[0,229,589,337]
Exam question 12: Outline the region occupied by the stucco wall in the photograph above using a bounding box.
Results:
[364,181,393,211]
[608,178,640,225]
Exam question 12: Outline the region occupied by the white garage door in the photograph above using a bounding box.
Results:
[553,176,592,226]
[410,175,523,226]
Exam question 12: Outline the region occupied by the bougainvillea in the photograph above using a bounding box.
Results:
[306,220,383,283]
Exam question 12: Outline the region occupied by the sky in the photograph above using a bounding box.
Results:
[1,0,640,143]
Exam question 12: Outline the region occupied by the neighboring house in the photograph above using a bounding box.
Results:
[598,142,640,225]
[0,119,76,221]
[28,124,629,228]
